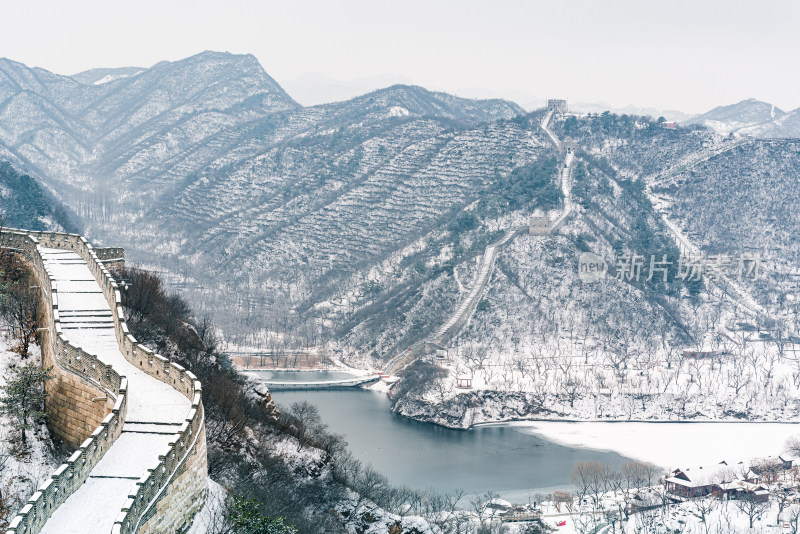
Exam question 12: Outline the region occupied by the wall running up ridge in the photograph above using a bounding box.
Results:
[1,229,207,534]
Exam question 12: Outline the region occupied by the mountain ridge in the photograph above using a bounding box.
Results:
[686,97,799,137]
[1,52,797,362]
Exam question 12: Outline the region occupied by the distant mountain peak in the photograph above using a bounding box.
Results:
[71,66,145,85]
[692,98,785,120]
[688,98,786,134]
[340,83,524,123]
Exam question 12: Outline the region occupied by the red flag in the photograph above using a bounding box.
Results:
[556,520,566,527]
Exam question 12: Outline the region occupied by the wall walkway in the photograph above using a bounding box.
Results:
[2,230,207,534]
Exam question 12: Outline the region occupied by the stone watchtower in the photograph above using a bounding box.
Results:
[93,246,125,272]
[547,99,567,113]
[529,216,552,235]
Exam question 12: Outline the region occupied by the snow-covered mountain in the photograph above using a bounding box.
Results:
[0,51,299,193]
[281,72,416,106]
[1,52,798,370]
[687,98,786,135]
[0,52,529,341]
[736,108,800,138]
[70,66,146,85]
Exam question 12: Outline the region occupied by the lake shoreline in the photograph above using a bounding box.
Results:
[264,380,800,498]
[390,386,800,429]
[266,386,632,497]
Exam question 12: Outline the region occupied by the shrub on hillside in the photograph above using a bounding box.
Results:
[0,244,40,358]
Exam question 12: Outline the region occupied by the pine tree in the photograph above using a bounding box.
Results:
[229,496,297,534]
[0,363,53,448]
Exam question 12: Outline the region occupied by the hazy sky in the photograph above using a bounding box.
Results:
[1,0,798,113]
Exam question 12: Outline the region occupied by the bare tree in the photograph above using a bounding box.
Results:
[0,257,40,359]
[571,461,604,511]
[777,488,792,524]
[468,491,499,528]
[787,505,800,534]
[621,461,659,492]
[688,497,717,534]
[785,435,800,457]
[715,500,735,534]
[564,373,583,408]
[283,401,327,452]
[735,494,768,529]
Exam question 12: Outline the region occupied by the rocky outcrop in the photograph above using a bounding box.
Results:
[392,390,549,429]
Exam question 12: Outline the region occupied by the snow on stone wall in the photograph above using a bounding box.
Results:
[138,425,208,534]
[2,229,207,534]
[2,231,128,534]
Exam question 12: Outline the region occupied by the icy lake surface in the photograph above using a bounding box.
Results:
[270,388,629,499]
[518,421,800,469]
[269,388,800,501]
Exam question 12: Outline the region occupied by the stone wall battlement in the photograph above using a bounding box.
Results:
[1,228,207,534]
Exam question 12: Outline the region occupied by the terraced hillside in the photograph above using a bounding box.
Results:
[0,52,532,350]
[3,52,798,364]
[650,139,800,323]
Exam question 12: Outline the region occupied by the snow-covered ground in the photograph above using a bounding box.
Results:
[36,248,192,534]
[622,499,795,534]
[515,421,800,469]
[0,333,58,523]
[186,478,229,534]
[535,494,800,534]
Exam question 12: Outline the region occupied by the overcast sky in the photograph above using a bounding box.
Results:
[1,0,798,113]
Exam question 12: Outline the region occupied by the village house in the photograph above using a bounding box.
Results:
[748,455,798,482]
[666,460,772,501]
[713,481,770,502]
[666,462,735,498]
[780,454,798,469]
[485,498,513,517]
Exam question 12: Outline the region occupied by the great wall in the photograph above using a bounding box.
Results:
[385,100,576,375]
[1,229,207,534]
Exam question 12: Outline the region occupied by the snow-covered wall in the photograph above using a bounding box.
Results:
[2,229,207,534]
[2,231,128,534]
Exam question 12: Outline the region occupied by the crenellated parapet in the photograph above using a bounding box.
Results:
[1,228,207,534]
[93,246,125,272]
[2,231,128,534]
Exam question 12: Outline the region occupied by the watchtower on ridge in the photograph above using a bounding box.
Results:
[529,216,552,235]
[547,98,568,113]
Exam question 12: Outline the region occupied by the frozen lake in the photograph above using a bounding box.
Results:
[270,388,629,500]
[518,420,800,469]
[268,387,800,501]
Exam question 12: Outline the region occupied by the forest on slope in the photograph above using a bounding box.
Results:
[1,53,798,378]
[0,162,79,232]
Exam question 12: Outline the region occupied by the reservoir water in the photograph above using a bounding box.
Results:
[270,386,630,501]
[264,373,800,501]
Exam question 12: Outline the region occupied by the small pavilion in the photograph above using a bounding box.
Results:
[456,375,473,389]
